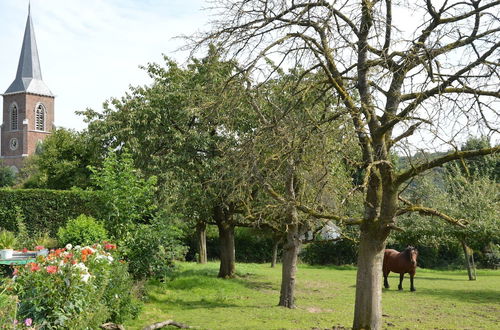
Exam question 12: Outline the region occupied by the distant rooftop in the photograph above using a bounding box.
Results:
[4,5,53,97]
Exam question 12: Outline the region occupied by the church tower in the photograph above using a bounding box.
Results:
[1,5,54,172]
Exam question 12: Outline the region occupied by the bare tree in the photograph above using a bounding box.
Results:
[193,1,500,328]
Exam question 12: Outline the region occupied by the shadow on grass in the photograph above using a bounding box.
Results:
[419,288,500,304]
[162,267,276,293]
[301,264,357,271]
[147,294,241,309]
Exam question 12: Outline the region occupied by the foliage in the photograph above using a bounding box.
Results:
[20,128,100,190]
[0,292,17,328]
[0,189,107,236]
[13,207,29,250]
[394,148,499,268]
[81,47,250,227]
[123,214,188,280]
[301,239,358,266]
[10,243,138,328]
[0,164,15,188]
[57,214,108,246]
[0,230,16,249]
[90,150,157,240]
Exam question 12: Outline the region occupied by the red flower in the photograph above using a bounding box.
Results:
[29,263,40,272]
[35,245,45,251]
[45,265,58,274]
[104,243,116,250]
[22,248,28,253]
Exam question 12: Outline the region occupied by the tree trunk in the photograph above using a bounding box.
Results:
[271,240,279,268]
[278,223,301,308]
[196,222,207,264]
[461,240,476,281]
[352,227,387,330]
[215,206,235,278]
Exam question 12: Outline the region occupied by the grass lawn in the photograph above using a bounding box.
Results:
[125,262,500,329]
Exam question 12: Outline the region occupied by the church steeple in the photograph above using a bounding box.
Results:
[4,4,53,96]
[1,2,55,172]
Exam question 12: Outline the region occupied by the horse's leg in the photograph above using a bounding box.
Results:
[383,271,390,289]
[398,273,404,290]
[410,272,416,291]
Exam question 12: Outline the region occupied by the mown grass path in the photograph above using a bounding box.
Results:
[125,262,500,329]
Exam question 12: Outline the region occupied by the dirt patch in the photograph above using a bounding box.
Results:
[305,307,334,313]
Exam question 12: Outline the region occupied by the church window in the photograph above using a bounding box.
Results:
[35,104,45,131]
[11,104,18,130]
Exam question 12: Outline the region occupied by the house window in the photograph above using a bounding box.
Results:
[11,104,18,130]
[35,104,45,131]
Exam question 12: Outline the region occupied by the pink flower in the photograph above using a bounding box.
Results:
[22,248,28,253]
[45,265,58,274]
[35,245,45,251]
[29,263,40,272]
[24,318,32,326]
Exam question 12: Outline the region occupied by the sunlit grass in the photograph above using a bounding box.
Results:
[125,262,500,329]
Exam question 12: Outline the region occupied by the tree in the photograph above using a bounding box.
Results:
[90,150,157,240]
[195,1,500,328]
[81,47,253,277]
[233,67,359,307]
[20,128,99,189]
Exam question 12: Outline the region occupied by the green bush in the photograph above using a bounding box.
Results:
[0,230,16,249]
[57,215,108,246]
[0,292,16,327]
[12,243,139,327]
[301,239,358,266]
[124,216,188,280]
[0,189,108,236]
[185,227,278,263]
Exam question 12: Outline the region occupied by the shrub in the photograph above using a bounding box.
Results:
[301,239,358,266]
[124,216,188,280]
[57,215,108,246]
[11,243,139,327]
[0,230,16,249]
[0,189,107,236]
[0,292,16,327]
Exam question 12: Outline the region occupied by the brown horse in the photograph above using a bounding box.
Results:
[383,246,418,291]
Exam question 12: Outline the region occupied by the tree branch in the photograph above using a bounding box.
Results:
[395,146,500,185]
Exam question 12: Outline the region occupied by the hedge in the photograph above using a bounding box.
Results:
[0,189,107,236]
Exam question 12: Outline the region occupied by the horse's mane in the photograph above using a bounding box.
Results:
[401,246,417,262]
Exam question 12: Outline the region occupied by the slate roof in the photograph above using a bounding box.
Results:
[4,6,53,97]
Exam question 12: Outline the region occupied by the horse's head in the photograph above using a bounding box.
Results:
[406,246,418,267]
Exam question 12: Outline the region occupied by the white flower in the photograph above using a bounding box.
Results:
[74,262,88,272]
[81,273,91,283]
[107,255,114,263]
[74,245,81,250]
[65,244,73,251]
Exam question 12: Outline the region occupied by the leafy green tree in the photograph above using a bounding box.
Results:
[81,47,253,277]
[21,128,99,189]
[90,150,157,240]
[0,163,15,187]
[233,67,360,307]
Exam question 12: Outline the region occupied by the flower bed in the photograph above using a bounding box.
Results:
[4,242,139,328]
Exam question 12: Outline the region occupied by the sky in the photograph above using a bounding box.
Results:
[0,0,209,131]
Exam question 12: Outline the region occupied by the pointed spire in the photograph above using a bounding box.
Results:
[4,3,53,96]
